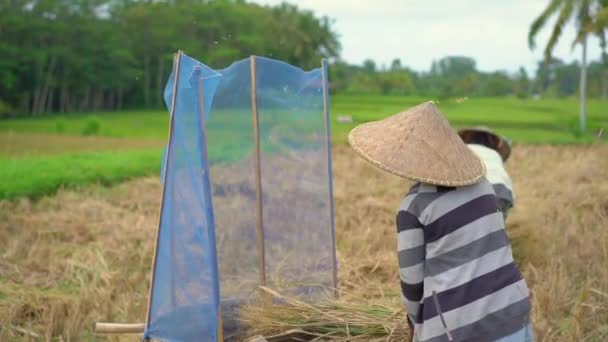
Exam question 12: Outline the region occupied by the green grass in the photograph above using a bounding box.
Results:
[1,96,605,145]
[0,132,164,157]
[0,150,161,200]
[0,95,605,200]
[0,110,170,139]
[329,96,607,144]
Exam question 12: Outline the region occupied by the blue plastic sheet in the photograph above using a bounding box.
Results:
[147,54,336,341]
[146,53,221,342]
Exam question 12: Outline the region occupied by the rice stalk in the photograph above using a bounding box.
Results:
[239,286,410,341]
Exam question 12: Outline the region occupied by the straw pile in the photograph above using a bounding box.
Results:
[239,287,409,341]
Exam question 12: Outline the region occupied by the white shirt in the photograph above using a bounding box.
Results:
[468,144,515,204]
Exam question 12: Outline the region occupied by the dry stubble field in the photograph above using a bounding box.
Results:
[1,144,607,341]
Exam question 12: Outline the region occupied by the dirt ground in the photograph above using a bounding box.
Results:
[1,144,607,341]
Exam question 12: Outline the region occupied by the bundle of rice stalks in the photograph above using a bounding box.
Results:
[239,287,410,341]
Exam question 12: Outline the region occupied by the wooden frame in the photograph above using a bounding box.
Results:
[321,59,339,296]
[95,323,145,334]
[95,54,337,340]
[250,55,267,287]
[144,50,183,334]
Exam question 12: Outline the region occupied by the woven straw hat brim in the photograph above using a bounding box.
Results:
[348,102,486,187]
[458,127,511,161]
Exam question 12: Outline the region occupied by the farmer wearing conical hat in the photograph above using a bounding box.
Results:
[348,102,533,342]
[458,127,514,220]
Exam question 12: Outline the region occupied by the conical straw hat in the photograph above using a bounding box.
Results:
[348,101,485,186]
[458,126,512,162]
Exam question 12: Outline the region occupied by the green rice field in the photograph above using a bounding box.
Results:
[0,95,606,200]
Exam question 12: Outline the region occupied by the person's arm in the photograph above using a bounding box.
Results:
[493,180,514,220]
[397,209,425,338]
[498,198,513,221]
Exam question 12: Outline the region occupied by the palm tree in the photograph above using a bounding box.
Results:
[591,1,608,98]
[528,0,598,132]
[594,1,608,27]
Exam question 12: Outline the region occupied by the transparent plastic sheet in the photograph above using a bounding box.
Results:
[150,54,337,341]
[254,57,336,297]
[145,53,222,342]
[204,58,259,337]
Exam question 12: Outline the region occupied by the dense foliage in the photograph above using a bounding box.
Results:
[0,0,340,116]
[330,56,608,100]
[1,0,606,118]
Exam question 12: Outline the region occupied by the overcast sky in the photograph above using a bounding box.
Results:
[252,0,603,74]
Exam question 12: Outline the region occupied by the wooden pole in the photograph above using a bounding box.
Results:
[196,68,224,342]
[250,55,267,288]
[580,35,587,132]
[321,59,338,297]
[95,323,145,334]
[143,50,183,337]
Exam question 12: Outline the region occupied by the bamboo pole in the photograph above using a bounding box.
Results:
[143,50,184,337]
[250,55,267,287]
[196,68,224,342]
[321,59,338,297]
[580,35,587,132]
[95,323,145,334]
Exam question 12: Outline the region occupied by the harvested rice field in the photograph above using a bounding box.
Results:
[1,144,607,341]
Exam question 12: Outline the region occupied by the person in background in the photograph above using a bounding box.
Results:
[348,102,532,342]
[458,127,514,220]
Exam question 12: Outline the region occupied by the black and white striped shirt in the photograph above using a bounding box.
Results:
[397,179,530,342]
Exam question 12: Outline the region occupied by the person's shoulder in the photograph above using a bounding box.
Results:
[399,183,452,218]
[405,183,447,197]
[399,183,424,213]
[454,178,495,197]
[468,144,504,165]
[406,182,422,196]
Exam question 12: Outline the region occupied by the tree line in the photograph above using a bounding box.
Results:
[330,55,608,99]
[1,0,606,118]
[0,0,339,117]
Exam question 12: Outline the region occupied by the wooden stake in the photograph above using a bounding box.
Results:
[95,323,145,334]
[144,50,184,337]
[250,55,267,287]
[196,68,224,342]
[321,59,338,297]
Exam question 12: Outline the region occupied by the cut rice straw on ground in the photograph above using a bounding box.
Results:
[239,286,410,341]
[1,145,607,340]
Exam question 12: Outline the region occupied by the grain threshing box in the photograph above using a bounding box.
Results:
[97,51,337,341]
